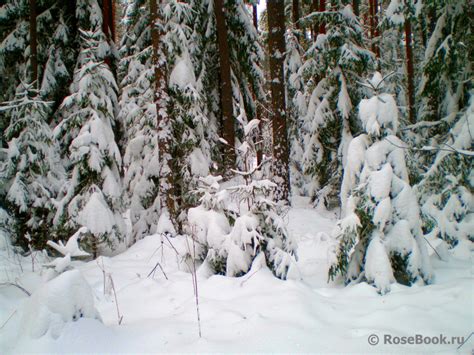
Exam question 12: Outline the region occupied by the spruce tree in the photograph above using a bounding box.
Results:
[267,0,290,202]
[299,2,373,207]
[54,1,124,255]
[0,83,64,250]
[329,73,432,294]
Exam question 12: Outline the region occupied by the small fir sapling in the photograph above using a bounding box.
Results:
[329,72,433,294]
[186,119,297,279]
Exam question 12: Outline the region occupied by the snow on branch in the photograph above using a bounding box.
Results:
[384,137,474,157]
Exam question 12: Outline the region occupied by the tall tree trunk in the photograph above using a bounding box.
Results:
[353,0,359,17]
[292,0,300,33]
[404,17,415,124]
[369,0,374,46]
[251,3,263,166]
[29,0,37,85]
[369,0,380,57]
[214,0,235,174]
[150,0,175,229]
[102,0,114,40]
[312,0,318,38]
[252,4,258,30]
[102,0,115,67]
[267,0,290,202]
[319,0,326,34]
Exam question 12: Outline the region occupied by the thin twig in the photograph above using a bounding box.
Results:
[163,234,180,256]
[230,157,271,177]
[147,260,168,280]
[423,237,443,261]
[0,309,17,330]
[108,275,123,325]
[384,137,473,157]
[0,282,31,296]
[147,243,164,263]
[97,258,107,295]
[185,228,202,338]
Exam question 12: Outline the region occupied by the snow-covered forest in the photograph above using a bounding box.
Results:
[0,0,472,353]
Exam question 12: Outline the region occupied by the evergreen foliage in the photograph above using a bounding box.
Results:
[0,83,64,250]
[53,1,124,255]
[329,73,432,294]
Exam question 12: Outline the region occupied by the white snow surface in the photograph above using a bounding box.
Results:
[1,199,472,353]
[77,190,116,235]
[169,53,196,90]
[359,93,399,136]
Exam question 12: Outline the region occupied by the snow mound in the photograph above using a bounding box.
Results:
[77,189,116,235]
[19,270,101,339]
[359,93,399,136]
[169,53,196,90]
[46,227,90,257]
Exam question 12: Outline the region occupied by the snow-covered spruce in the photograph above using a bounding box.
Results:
[187,175,297,280]
[299,4,373,208]
[54,5,124,256]
[417,91,474,247]
[186,120,297,280]
[118,1,161,242]
[329,73,432,294]
[0,83,64,250]
[285,28,306,197]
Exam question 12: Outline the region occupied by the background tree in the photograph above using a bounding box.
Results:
[53,0,124,256]
[267,0,290,202]
[214,0,236,174]
[0,83,64,250]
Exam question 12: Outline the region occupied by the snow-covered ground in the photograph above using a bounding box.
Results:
[1,201,472,353]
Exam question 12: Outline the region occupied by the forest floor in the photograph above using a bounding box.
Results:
[1,197,472,353]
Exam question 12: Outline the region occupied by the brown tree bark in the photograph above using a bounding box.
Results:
[29,0,37,85]
[150,0,176,227]
[319,0,326,34]
[374,0,379,57]
[102,0,115,40]
[250,2,264,167]
[404,17,416,124]
[102,0,115,68]
[312,0,318,38]
[353,0,359,17]
[292,0,300,32]
[267,0,290,202]
[369,0,380,57]
[252,4,258,30]
[214,0,235,174]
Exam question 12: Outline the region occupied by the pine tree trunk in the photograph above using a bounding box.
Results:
[214,0,235,174]
[250,3,264,167]
[292,0,300,33]
[369,0,380,57]
[369,0,374,45]
[404,17,416,124]
[29,0,37,85]
[353,0,359,17]
[267,0,290,202]
[252,4,258,30]
[102,0,115,68]
[102,0,114,40]
[150,0,176,225]
[312,0,318,37]
[319,0,326,34]
[374,0,379,57]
